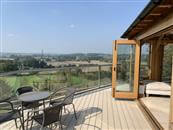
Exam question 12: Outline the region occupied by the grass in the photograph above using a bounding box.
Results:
[5,76,17,87]
[0,71,111,92]
[70,76,88,86]
[1,75,43,91]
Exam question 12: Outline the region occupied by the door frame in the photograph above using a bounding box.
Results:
[112,40,141,99]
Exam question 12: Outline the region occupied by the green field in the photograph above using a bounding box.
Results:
[0,68,112,99]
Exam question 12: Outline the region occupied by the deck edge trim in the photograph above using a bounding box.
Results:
[137,99,164,130]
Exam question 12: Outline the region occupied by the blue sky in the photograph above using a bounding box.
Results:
[0,0,149,54]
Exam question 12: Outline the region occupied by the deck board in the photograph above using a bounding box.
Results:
[87,90,98,130]
[87,90,99,130]
[117,100,129,130]
[0,88,152,130]
[124,101,140,130]
[141,97,170,130]
[121,101,135,130]
[128,101,147,130]
[102,89,109,130]
[80,90,95,130]
[112,96,122,130]
[94,89,103,129]
[106,89,115,130]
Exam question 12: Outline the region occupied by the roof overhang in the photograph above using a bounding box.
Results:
[121,0,173,39]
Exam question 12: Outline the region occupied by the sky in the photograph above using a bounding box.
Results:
[0,0,149,54]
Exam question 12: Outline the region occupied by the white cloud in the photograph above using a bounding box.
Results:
[69,24,76,29]
[7,33,15,37]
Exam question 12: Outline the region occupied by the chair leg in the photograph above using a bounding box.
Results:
[59,119,63,130]
[26,112,31,130]
[30,112,35,130]
[59,123,63,130]
[21,105,25,130]
[40,126,43,130]
[19,118,23,130]
[59,108,63,130]
[18,109,23,130]
[64,106,66,113]
[72,104,77,120]
[30,120,33,130]
[14,119,18,128]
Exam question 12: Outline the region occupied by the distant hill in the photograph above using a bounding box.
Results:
[1,52,112,62]
[1,52,112,57]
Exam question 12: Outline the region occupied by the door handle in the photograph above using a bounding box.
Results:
[114,67,116,71]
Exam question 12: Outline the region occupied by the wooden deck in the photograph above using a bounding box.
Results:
[141,96,170,130]
[0,88,152,130]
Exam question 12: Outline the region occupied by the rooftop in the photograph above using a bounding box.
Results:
[121,0,173,39]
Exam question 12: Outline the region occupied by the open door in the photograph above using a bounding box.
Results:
[112,40,140,99]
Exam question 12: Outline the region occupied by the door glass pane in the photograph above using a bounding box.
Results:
[116,44,135,92]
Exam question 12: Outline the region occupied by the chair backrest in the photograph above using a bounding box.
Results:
[43,104,62,127]
[63,88,76,105]
[16,86,33,95]
[0,99,16,124]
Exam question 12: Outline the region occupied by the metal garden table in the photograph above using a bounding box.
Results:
[18,91,50,130]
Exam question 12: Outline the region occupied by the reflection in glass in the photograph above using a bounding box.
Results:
[116,44,135,92]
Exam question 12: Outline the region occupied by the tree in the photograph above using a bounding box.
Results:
[22,57,49,68]
[0,60,18,72]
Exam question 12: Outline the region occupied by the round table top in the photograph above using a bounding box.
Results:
[18,91,50,102]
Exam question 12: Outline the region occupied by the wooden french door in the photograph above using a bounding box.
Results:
[112,40,140,99]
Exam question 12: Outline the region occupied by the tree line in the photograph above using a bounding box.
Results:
[0,57,54,73]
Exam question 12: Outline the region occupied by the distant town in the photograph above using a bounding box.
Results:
[0,52,112,73]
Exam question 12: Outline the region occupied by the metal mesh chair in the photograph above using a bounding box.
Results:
[16,86,42,129]
[0,97,22,128]
[16,86,33,95]
[50,87,77,119]
[16,86,41,109]
[31,104,63,130]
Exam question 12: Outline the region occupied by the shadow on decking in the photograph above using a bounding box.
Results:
[31,107,102,130]
[62,107,102,129]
